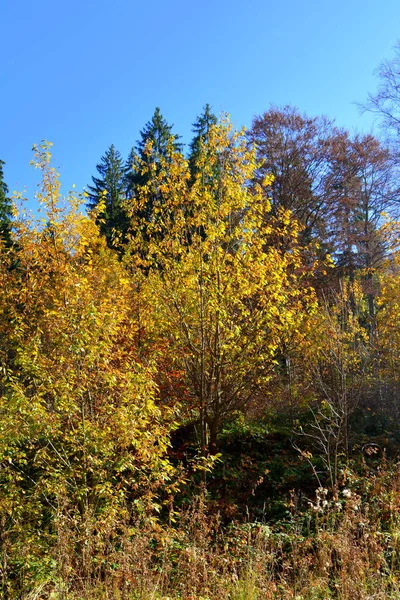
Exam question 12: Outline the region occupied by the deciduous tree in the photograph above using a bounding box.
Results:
[324,131,399,326]
[134,119,318,454]
[0,143,175,593]
[363,40,400,141]
[247,106,333,246]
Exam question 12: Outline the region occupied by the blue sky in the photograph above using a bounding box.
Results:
[1,0,400,209]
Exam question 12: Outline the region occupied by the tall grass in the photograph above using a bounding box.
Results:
[4,462,400,599]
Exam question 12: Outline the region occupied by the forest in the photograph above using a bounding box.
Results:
[1,47,400,600]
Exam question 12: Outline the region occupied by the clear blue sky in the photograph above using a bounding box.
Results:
[1,0,400,209]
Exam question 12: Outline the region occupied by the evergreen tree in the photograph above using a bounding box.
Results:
[125,107,182,222]
[124,146,136,195]
[86,145,127,247]
[0,159,13,248]
[188,104,217,182]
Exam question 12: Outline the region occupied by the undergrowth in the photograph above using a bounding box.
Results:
[3,461,400,599]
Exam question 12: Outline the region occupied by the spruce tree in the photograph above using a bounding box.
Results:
[0,159,13,248]
[86,145,127,247]
[188,104,217,182]
[183,106,219,245]
[125,107,182,221]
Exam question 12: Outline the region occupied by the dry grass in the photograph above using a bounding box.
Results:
[4,464,400,599]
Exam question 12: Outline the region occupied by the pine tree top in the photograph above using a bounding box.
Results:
[86,145,125,210]
[136,107,182,157]
[188,104,218,180]
[0,159,13,247]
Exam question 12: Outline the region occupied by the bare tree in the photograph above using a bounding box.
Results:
[363,41,400,141]
[298,285,370,488]
[324,130,399,327]
[247,105,333,245]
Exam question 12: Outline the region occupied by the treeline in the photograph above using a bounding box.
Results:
[1,50,400,597]
[87,104,398,296]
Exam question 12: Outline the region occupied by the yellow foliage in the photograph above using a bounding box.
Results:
[0,144,177,581]
[129,119,318,451]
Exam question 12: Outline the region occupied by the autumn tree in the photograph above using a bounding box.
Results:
[247,106,333,247]
[134,119,318,454]
[0,143,176,595]
[297,282,371,486]
[372,221,400,417]
[324,131,399,327]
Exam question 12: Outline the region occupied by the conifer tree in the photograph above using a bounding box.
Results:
[188,104,217,182]
[86,145,127,247]
[124,146,136,193]
[125,107,182,223]
[0,159,13,248]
